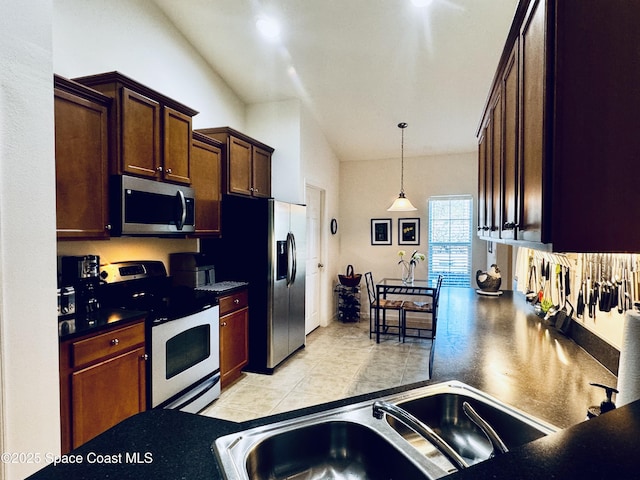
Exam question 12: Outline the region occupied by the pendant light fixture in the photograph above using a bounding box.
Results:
[387,122,418,211]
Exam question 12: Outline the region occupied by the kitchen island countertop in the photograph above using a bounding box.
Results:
[26,391,640,480]
[30,288,634,479]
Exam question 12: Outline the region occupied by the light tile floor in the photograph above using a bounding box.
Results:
[200,318,432,422]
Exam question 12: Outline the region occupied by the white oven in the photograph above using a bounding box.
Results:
[151,304,220,413]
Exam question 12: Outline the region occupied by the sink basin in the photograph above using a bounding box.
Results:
[213,381,557,480]
[385,389,555,469]
[245,420,427,479]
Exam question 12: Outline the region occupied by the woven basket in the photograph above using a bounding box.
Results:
[338,265,362,287]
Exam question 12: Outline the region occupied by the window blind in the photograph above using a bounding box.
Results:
[428,195,473,287]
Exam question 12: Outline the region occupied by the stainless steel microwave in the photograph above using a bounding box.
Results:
[111,175,195,236]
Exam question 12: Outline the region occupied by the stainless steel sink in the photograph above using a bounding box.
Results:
[245,420,429,479]
[384,382,557,470]
[213,381,557,480]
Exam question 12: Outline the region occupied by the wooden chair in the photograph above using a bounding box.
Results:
[402,275,444,340]
[364,272,404,341]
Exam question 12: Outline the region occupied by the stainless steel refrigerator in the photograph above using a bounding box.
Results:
[201,196,306,373]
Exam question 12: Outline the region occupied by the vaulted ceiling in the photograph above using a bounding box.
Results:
[152,0,518,161]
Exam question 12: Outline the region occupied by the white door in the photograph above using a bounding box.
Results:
[305,185,323,334]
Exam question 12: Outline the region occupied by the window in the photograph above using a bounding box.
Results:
[428,195,473,287]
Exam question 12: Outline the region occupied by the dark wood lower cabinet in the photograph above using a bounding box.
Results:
[71,346,146,449]
[59,319,147,453]
[218,290,249,389]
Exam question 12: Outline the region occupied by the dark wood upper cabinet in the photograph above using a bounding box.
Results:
[500,41,519,241]
[477,128,488,235]
[477,0,640,252]
[489,90,502,239]
[251,145,272,199]
[120,87,161,178]
[163,106,192,184]
[73,72,197,185]
[196,127,273,199]
[54,75,111,239]
[191,131,223,237]
[517,0,545,244]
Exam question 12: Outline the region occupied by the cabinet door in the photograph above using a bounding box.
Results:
[163,106,192,184]
[121,87,161,179]
[54,89,110,239]
[71,346,146,448]
[220,308,249,388]
[477,128,488,236]
[501,42,519,240]
[518,0,546,243]
[228,136,253,196]
[191,137,222,236]
[489,92,502,238]
[251,146,272,198]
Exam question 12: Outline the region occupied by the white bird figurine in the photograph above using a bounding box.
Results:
[476,264,502,292]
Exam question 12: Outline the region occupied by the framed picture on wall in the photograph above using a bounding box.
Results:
[398,218,420,245]
[371,218,392,245]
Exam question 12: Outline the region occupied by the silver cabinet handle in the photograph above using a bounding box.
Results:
[166,168,172,174]
[156,166,163,172]
[110,338,119,346]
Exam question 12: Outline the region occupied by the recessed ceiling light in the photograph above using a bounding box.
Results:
[256,15,281,41]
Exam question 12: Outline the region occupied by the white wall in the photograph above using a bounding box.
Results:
[0,1,60,478]
[301,108,341,325]
[247,99,303,204]
[53,0,245,130]
[339,152,486,302]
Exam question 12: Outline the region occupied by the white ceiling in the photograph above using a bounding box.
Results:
[152,0,519,161]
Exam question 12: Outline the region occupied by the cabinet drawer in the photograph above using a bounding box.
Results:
[72,322,145,368]
[218,290,249,316]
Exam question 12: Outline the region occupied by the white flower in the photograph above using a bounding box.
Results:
[397,250,425,266]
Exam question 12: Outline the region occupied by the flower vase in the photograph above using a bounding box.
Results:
[401,262,415,284]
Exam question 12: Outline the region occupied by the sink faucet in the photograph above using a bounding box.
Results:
[372,400,469,470]
[462,401,509,457]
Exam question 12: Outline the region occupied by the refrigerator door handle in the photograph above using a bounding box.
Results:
[287,232,297,286]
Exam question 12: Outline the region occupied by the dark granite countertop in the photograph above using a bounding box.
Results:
[58,308,147,341]
[31,287,633,479]
[432,288,617,428]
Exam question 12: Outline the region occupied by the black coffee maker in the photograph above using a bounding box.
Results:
[60,255,101,321]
